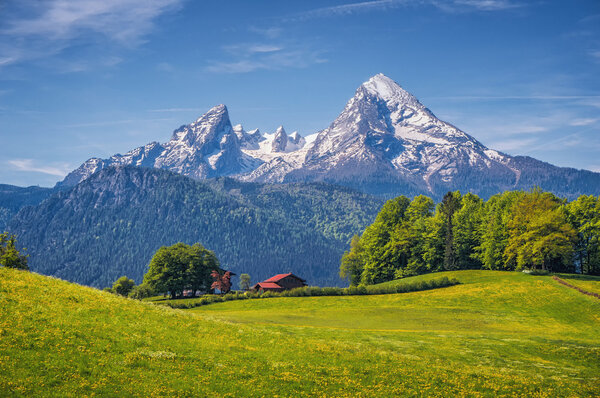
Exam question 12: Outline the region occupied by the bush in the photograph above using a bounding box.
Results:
[129,284,154,300]
[525,269,550,276]
[112,276,135,297]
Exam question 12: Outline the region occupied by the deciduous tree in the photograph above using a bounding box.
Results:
[504,190,576,271]
[238,273,251,291]
[144,242,220,299]
[112,276,135,297]
[211,270,233,294]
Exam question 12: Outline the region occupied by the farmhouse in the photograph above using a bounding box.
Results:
[251,273,307,292]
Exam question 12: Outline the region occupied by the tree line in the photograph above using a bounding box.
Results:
[340,189,600,285]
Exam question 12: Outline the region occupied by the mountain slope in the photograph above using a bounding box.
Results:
[10,166,382,287]
[57,74,600,199]
[0,184,54,230]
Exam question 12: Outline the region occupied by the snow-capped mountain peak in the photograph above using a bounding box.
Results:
[361,73,422,109]
[271,126,288,152]
[170,104,231,147]
[57,73,600,200]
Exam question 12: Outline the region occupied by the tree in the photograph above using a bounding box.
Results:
[211,270,233,294]
[112,276,135,297]
[475,191,524,270]
[402,195,435,277]
[453,193,484,269]
[143,242,220,299]
[566,195,600,275]
[0,232,28,270]
[238,273,251,291]
[360,196,411,284]
[340,235,365,286]
[187,244,219,295]
[439,191,462,270]
[504,190,576,271]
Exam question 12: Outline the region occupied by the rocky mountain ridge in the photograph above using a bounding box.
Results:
[58,74,600,199]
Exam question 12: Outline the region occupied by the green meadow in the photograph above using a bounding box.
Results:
[1,268,599,397]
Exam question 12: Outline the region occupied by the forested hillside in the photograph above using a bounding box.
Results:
[0,184,53,230]
[342,189,600,285]
[8,166,382,287]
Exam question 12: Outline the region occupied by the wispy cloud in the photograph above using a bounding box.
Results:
[589,50,600,62]
[0,0,183,68]
[60,118,173,128]
[148,108,204,113]
[570,118,598,127]
[248,27,283,39]
[433,95,600,101]
[288,0,523,20]
[7,159,72,177]
[206,39,327,74]
[448,0,522,11]
[292,0,402,20]
[222,43,284,56]
[488,137,538,152]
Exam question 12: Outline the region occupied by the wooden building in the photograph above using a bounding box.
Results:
[251,273,307,292]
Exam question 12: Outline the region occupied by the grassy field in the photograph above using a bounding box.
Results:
[1,268,599,397]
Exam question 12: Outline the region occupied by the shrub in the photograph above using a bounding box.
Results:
[129,284,154,300]
[526,269,550,276]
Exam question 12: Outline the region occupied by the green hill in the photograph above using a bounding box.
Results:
[1,268,599,397]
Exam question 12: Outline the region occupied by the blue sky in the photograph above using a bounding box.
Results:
[1,0,599,187]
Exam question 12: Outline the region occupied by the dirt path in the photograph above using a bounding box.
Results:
[552,276,600,299]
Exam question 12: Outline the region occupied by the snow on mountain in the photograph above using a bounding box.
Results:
[281,73,521,196]
[57,73,600,199]
[58,105,265,188]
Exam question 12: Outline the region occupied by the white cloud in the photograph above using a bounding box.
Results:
[570,118,598,127]
[289,0,523,20]
[433,95,600,101]
[247,45,284,54]
[206,43,327,74]
[293,0,400,20]
[248,27,283,39]
[5,0,182,43]
[488,137,538,152]
[589,50,600,61]
[148,107,204,113]
[222,43,284,56]
[450,0,522,11]
[0,0,183,67]
[7,159,72,177]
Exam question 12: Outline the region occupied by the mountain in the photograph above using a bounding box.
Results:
[0,184,54,230]
[57,105,262,189]
[57,74,600,199]
[10,166,382,287]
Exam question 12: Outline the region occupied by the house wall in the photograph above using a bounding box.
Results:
[277,276,306,290]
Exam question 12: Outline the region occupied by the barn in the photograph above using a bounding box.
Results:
[251,273,307,292]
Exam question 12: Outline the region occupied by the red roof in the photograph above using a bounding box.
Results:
[255,282,283,289]
[263,273,306,283]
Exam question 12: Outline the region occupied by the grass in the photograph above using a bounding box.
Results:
[1,268,599,397]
